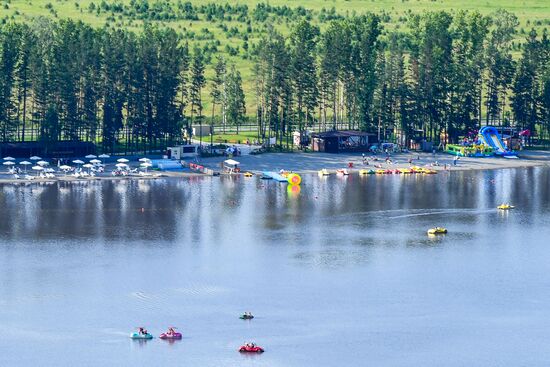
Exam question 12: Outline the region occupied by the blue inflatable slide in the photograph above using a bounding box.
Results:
[478,126,517,158]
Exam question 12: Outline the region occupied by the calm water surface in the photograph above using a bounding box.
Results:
[1,168,550,366]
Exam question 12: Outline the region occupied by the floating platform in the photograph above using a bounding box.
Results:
[262,171,288,182]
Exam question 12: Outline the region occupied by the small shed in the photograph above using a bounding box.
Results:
[167,144,199,160]
[311,130,376,153]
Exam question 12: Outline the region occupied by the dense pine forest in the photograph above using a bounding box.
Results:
[0,4,550,152]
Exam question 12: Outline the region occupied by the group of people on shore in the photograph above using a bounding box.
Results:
[359,149,459,171]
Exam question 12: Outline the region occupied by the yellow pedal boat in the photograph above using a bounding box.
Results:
[497,204,515,210]
[318,168,330,176]
[427,227,448,235]
[243,172,254,177]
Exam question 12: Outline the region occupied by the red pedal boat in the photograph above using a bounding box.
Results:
[239,343,264,353]
[159,327,182,340]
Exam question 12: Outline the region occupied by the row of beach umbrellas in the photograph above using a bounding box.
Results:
[4,154,153,174]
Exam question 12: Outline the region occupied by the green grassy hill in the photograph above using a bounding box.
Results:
[2,0,549,116]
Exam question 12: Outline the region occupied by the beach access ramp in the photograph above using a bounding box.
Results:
[478,126,517,158]
[262,172,289,182]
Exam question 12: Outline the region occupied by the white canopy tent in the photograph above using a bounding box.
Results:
[223,159,240,174]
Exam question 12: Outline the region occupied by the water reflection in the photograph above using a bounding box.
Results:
[1,167,549,245]
[1,168,550,365]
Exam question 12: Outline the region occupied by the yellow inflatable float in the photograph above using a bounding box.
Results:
[288,173,302,186]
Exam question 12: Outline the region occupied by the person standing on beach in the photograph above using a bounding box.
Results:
[453,156,458,166]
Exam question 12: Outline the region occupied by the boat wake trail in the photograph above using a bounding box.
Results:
[388,209,493,219]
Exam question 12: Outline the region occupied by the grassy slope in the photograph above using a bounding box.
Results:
[1,0,550,120]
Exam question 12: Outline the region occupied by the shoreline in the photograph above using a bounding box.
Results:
[1,150,550,184]
[198,149,550,175]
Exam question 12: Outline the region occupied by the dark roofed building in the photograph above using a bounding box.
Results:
[311,130,376,153]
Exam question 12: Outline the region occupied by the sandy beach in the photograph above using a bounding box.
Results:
[2,150,550,184]
[198,149,550,174]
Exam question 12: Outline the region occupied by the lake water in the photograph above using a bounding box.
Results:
[1,168,550,366]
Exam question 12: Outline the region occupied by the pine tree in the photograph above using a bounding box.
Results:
[225,65,246,134]
[485,9,518,125]
[512,29,543,132]
[289,20,319,138]
[349,14,382,132]
[0,23,20,141]
[190,46,206,145]
[210,56,226,139]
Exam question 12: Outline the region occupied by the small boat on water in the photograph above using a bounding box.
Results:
[243,172,254,177]
[159,327,182,340]
[131,328,153,340]
[497,204,515,210]
[336,169,349,175]
[359,169,369,175]
[239,343,264,353]
[427,227,448,235]
[375,169,385,175]
[318,168,330,176]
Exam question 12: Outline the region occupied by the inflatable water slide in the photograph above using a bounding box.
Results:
[478,126,517,158]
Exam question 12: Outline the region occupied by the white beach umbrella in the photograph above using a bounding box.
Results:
[98,154,110,164]
[2,157,15,161]
[72,159,84,165]
[37,160,49,166]
[85,154,97,159]
[89,159,101,164]
[138,158,151,162]
[32,165,44,176]
[59,165,72,176]
[83,163,93,168]
[3,161,15,165]
[140,162,152,172]
[115,163,128,169]
[30,156,42,161]
[19,161,31,172]
[117,158,129,163]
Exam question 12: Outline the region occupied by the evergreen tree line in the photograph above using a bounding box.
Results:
[255,10,550,146]
[0,18,245,152]
[1,10,550,152]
